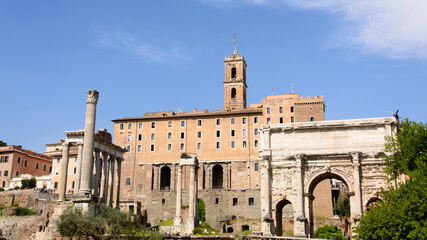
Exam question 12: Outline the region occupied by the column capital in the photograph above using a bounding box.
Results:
[94,148,101,153]
[62,142,70,147]
[86,90,99,104]
[349,151,361,167]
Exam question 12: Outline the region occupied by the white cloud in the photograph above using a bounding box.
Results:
[205,0,427,59]
[97,31,191,62]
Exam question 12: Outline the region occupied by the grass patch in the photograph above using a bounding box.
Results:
[155,219,174,227]
[193,222,219,235]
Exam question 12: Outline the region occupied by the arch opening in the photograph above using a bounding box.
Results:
[212,165,223,189]
[231,88,237,99]
[231,67,236,78]
[275,199,294,236]
[366,197,383,212]
[160,166,171,190]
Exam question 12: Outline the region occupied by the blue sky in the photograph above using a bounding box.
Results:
[1,1,426,153]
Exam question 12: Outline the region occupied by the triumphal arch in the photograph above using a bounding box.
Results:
[259,117,397,237]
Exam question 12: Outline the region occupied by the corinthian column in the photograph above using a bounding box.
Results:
[350,152,363,220]
[114,158,122,208]
[74,142,84,192]
[79,90,99,196]
[107,155,115,207]
[99,151,109,204]
[92,148,101,197]
[294,154,307,237]
[174,165,183,226]
[260,155,273,235]
[58,142,70,201]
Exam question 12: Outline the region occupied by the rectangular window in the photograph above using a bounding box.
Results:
[216,118,221,126]
[43,165,47,171]
[137,145,142,152]
[4,171,8,176]
[197,131,202,138]
[254,117,259,124]
[74,157,77,162]
[290,106,294,113]
[242,140,247,148]
[249,198,254,206]
[310,117,315,121]
[231,118,235,125]
[197,119,202,126]
[138,122,143,129]
[242,117,247,124]
[279,117,283,123]
[168,121,172,128]
[4,156,8,162]
[150,144,155,152]
[168,132,172,140]
[15,171,19,176]
[242,129,247,137]
[2,181,4,188]
[254,163,259,171]
[138,134,142,141]
[279,107,283,113]
[126,145,131,152]
[72,181,75,189]
[49,166,52,173]
[291,116,295,123]
[17,157,21,164]
[56,158,60,164]
[266,107,271,114]
[233,198,238,206]
[231,141,235,149]
[127,134,132,142]
[151,122,156,128]
[180,143,185,151]
[216,142,221,149]
[215,198,219,204]
[25,159,28,166]
[128,123,132,129]
[167,144,172,151]
[267,118,271,124]
[181,120,185,127]
[180,132,185,139]
[197,142,201,150]
[151,133,155,140]
[119,123,124,130]
[73,167,76,174]
[254,140,259,148]
[216,130,221,138]
[231,129,235,137]
[54,182,58,189]
[254,128,259,136]
[36,163,39,169]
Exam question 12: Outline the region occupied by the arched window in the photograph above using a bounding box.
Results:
[125,178,131,185]
[212,165,223,189]
[231,88,236,99]
[231,67,236,78]
[160,166,171,190]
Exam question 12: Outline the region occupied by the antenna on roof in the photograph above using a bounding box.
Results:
[291,83,295,94]
[233,33,237,54]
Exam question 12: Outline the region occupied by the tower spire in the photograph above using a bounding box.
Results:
[233,33,237,54]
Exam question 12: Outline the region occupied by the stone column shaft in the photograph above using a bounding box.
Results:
[74,142,84,192]
[188,164,197,220]
[99,152,109,204]
[92,149,101,197]
[260,156,273,235]
[107,156,115,207]
[351,152,363,219]
[174,165,183,226]
[79,90,99,195]
[58,143,70,201]
[294,154,307,237]
[114,159,122,208]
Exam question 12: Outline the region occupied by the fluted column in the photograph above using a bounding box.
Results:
[350,152,363,220]
[79,90,99,196]
[188,164,197,220]
[74,142,84,192]
[107,155,115,207]
[174,165,183,226]
[58,142,70,201]
[260,155,273,235]
[91,148,101,197]
[114,158,122,208]
[99,151,109,204]
[294,154,307,237]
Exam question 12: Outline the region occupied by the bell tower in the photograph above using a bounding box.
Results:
[223,48,247,110]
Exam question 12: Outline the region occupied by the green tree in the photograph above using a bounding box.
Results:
[384,118,427,180]
[197,198,206,223]
[314,225,345,240]
[0,140,6,146]
[333,193,350,218]
[355,118,427,239]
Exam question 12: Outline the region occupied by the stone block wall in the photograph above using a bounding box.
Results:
[0,189,33,207]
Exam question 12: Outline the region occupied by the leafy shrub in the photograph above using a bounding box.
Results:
[0,188,4,192]
[314,225,345,240]
[14,186,21,190]
[13,207,35,216]
[197,198,206,222]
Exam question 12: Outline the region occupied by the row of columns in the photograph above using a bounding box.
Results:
[260,152,364,237]
[58,142,123,207]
